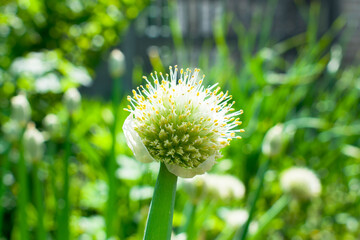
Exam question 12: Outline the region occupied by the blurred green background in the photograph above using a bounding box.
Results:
[1,0,360,239]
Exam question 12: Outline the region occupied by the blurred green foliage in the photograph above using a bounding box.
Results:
[0,0,148,71]
[1,0,360,239]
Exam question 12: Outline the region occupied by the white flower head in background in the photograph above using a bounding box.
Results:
[23,122,45,162]
[109,49,126,78]
[2,121,21,142]
[11,93,31,126]
[280,167,321,200]
[262,124,285,157]
[63,88,81,114]
[181,173,245,202]
[43,113,60,137]
[203,174,245,201]
[180,174,207,203]
[218,208,249,228]
[123,66,244,178]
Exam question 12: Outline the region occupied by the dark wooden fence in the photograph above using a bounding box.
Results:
[85,0,339,98]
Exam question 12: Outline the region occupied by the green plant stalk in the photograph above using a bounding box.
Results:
[235,158,270,240]
[18,127,29,240]
[0,144,12,237]
[258,0,278,48]
[250,194,290,240]
[106,75,121,238]
[182,202,197,240]
[48,142,59,232]
[191,200,217,239]
[179,201,195,233]
[215,225,233,240]
[33,162,46,240]
[58,117,72,240]
[144,163,177,240]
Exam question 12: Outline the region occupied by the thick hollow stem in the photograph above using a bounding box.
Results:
[0,145,12,238]
[144,163,178,240]
[236,158,270,240]
[48,142,58,231]
[58,117,72,240]
[33,162,46,240]
[18,127,29,240]
[179,201,196,234]
[184,203,197,240]
[250,194,290,239]
[106,76,121,238]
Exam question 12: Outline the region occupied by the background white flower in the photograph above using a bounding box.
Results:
[63,88,81,114]
[181,173,245,202]
[280,167,321,200]
[11,94,31,126]
[218,208,249,228]
[262,124,285,157]
[43,113,60,137]
[23,123,45,162]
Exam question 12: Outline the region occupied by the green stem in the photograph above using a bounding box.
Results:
[58,117,72,240]
[179,202,195,233]
[0,144,12,237]
[183,203,197,240]
[235,158,270,240]
[18,127,29,240]
[48,142,58,235]
[249,195,290,239]
[144,163,178,240]
[33,162,46,240]
[106,76,121,238]
[215,225,233,240]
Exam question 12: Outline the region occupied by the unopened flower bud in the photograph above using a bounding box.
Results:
[262,124,284,157]
[280,167,321,201]
[23,123,45,162]
[218,208,249,228]
[109,49,126,78]
[11,94,31,126]
[63,88,81,114]
[101,108,114,125]
[180,175,207,204]
[2,121,21,142]
[204,174,245,201]
[181,173,245,202]
[43,114,60,136]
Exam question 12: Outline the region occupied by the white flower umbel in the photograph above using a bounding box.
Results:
[2,120,21,142]
[109,49,126,78]
[181,173,245,202]
[11,94,31,126]
[23,122,45,162]
[43,113,60,137]
[180,174,207,204]
[280,167,321,200]
[262,124,284,157]
[202,174,245,201]
[218,208,249,228]
[123,66,244,178]
[63,88,81,114]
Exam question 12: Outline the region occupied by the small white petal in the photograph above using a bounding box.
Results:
[123,114,156,163]
[165,154,216,178]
